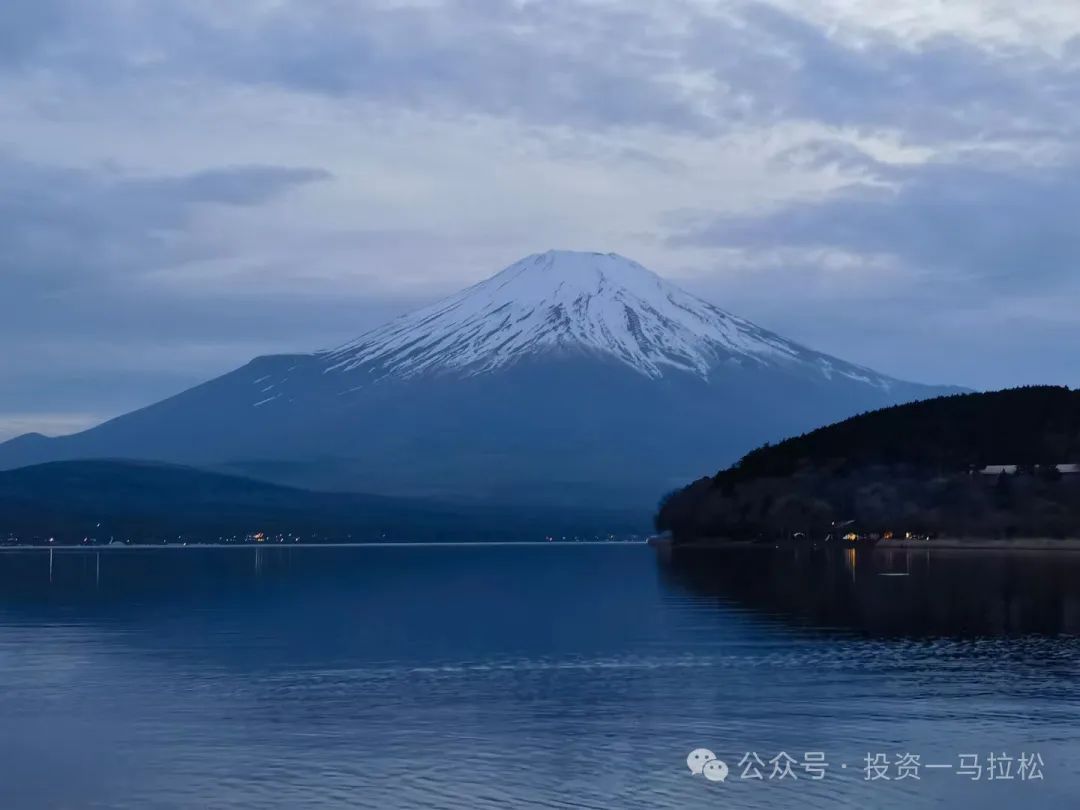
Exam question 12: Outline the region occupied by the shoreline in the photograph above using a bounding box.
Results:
[0,540,648,553]
[651,536,1080,553]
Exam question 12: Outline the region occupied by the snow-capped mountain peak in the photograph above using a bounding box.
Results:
[323,250,889,386]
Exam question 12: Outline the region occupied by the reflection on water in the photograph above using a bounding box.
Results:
[1,545,1079,809]
[663,545,1080,636]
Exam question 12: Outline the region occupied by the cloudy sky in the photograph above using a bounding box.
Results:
[3,0,1079,440]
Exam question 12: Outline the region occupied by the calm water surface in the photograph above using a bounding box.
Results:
[1,544,1079,809]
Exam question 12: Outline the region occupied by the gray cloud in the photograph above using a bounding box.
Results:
[1,157,329,291]
[683,5,1080,140]
[140,166,331,206]
[0,0,72,68]
[225,0,708,131]
[3,0,711,133]
[669,151,1080,289]
[11,1,1077,141]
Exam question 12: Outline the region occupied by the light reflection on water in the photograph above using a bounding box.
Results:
[0,544,1078,809]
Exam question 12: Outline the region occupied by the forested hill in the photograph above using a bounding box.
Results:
[724,386,1080,480]
[656,387,1080,542]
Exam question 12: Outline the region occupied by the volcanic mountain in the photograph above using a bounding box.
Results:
[0,251,960,505]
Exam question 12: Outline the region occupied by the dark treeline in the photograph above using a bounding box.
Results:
[0,460,647,544]
[657,386,1080,541]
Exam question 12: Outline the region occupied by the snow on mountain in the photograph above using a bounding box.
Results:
[0,249,961,504]
[322,250,892,388]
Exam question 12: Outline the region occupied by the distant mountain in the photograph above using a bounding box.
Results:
[657,386,1080,542]
[0,251,961,505]
[0,460,646,543]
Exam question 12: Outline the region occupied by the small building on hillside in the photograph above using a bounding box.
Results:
[976,464,1080,475]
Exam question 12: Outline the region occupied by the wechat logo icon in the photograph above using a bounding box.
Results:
[687,748,728,783]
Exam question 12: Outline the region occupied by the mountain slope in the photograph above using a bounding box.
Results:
[0,251,961,505]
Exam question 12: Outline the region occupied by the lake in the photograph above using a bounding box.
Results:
[1,544,1078,809]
